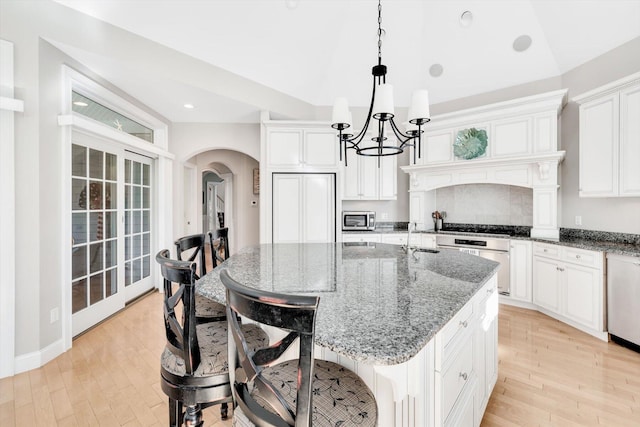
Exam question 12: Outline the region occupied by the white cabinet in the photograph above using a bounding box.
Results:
[342,139,397,200]
[422,234,437,249]
[272,173,335,243]
[508,240,532,303]
[532,242,605,339]
[434,275,498,427]
[381,232,421,247]
[341,233,381,243]
[575,74,640,197]
[267,128,338,169]
[474,277,498,426]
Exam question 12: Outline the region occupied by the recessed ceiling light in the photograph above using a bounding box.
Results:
[513,35,532,52]
[460,11,473,28]
[429,64,444,78]
[183,103,195,109]
[73,101,88,107]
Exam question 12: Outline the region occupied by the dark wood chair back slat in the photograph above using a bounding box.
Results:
[175,233,207,277]
[208,228,230,267]
[157,249,201,375]
[219,269,319,427]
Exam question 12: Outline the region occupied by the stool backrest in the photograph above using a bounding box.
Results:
[157,249,200,374]
[175,233,207,277]
[219,269,319,427]
[208,228,229,267]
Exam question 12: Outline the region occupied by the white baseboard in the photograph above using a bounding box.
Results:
[14,338,65,375]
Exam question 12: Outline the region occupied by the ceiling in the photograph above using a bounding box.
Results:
[51,0,640,124]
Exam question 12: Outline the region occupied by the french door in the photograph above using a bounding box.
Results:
[71,132,153,336]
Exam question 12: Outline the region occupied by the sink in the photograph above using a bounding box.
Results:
[413,248,440,254]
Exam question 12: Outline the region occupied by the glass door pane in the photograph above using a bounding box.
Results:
[71,144,118,315]
[124,159,152,289]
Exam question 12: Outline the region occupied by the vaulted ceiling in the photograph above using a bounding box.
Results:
[52,0,640,123]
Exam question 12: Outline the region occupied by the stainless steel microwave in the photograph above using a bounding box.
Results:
[342,211,376,231]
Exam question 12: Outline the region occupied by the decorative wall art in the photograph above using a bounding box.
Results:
[453,128,488,160]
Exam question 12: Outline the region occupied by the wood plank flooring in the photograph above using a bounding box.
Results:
[1,295,638,426]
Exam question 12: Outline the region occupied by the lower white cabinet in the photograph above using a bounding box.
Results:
[341,233,381,243]
[508,240,532,303]
[434,275,498,427]
[532,242,605,339]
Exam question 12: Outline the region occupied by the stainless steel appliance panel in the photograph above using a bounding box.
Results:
[436,234,511,295]
[607,254,640,347]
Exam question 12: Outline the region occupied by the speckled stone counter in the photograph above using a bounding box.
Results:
[197,242,499,365]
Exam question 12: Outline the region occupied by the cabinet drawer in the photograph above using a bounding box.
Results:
[562,247,602,268]
[438,337,474,422]
[533,242,560,258]
[435,301,474,369]
[381,234,408,246]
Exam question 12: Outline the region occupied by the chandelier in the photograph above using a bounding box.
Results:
[331,0,431,166]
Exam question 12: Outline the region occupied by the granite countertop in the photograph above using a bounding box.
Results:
[343,223,640,257]
[197,243,499,366]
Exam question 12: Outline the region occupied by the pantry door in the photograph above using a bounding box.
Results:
[71,133,153,336]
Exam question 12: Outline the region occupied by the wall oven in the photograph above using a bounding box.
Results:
[436,234,511,295]
[342,211,376,231]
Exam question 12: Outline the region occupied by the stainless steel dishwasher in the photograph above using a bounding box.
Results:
[436,233,511,295]
[607,253,640,350]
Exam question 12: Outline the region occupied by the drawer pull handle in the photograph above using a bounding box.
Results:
[543,249,548,252]
[459,372,468,381]
[460,320,468,328]
[576,254,581,259]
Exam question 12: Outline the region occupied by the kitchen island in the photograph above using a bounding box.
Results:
[198,242,499,427]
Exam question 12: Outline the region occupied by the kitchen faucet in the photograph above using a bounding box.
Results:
[402,222,417,253]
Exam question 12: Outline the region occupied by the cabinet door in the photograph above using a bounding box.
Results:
[272,174,301,243]
[532,256,561,312]
[304,131,338,167]
[579,93,619,197]
[342,233,381,243]
[341,153,361,199]
[360,155,379,199]
[619,84,640,196]
[509,240,532,302]
[381,233,407,246]
[421,234,436,249]
[379,154,397,200]
[273,173,335,244]
[302,174,335,243]
[268,130,302,167]
[564,263,602,331]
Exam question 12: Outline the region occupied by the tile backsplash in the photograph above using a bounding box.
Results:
[436,184,533,226]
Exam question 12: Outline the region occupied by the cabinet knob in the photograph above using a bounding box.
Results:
[459,372,468,381]
[459,320,468,328]
[576,254,581,259]
[544,249,548,253]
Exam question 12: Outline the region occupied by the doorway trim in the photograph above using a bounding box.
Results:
[58,66,173,355]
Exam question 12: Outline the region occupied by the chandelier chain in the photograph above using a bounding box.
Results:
[377,0,382,64]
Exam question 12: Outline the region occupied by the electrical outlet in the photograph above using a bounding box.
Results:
[575,215,582,226]
[50,307,59,324]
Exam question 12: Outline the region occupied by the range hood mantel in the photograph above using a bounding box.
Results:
[402,89,567,239]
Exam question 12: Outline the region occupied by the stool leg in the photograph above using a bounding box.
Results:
[169,398,182,427]
[220,402,229,419]
[184,404,203,427]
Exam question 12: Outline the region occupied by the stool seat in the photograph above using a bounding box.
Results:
[195,294,227,320]
[250,359,377,427]
[162,322,268,378]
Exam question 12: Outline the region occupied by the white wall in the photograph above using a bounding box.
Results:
[170,123,261,251]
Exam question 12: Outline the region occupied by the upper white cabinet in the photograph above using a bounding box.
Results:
[574,73,640,197]
[342,138,397,200]
[266,127,338,169]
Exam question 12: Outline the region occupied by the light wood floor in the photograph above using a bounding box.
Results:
[1,295,638,426]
